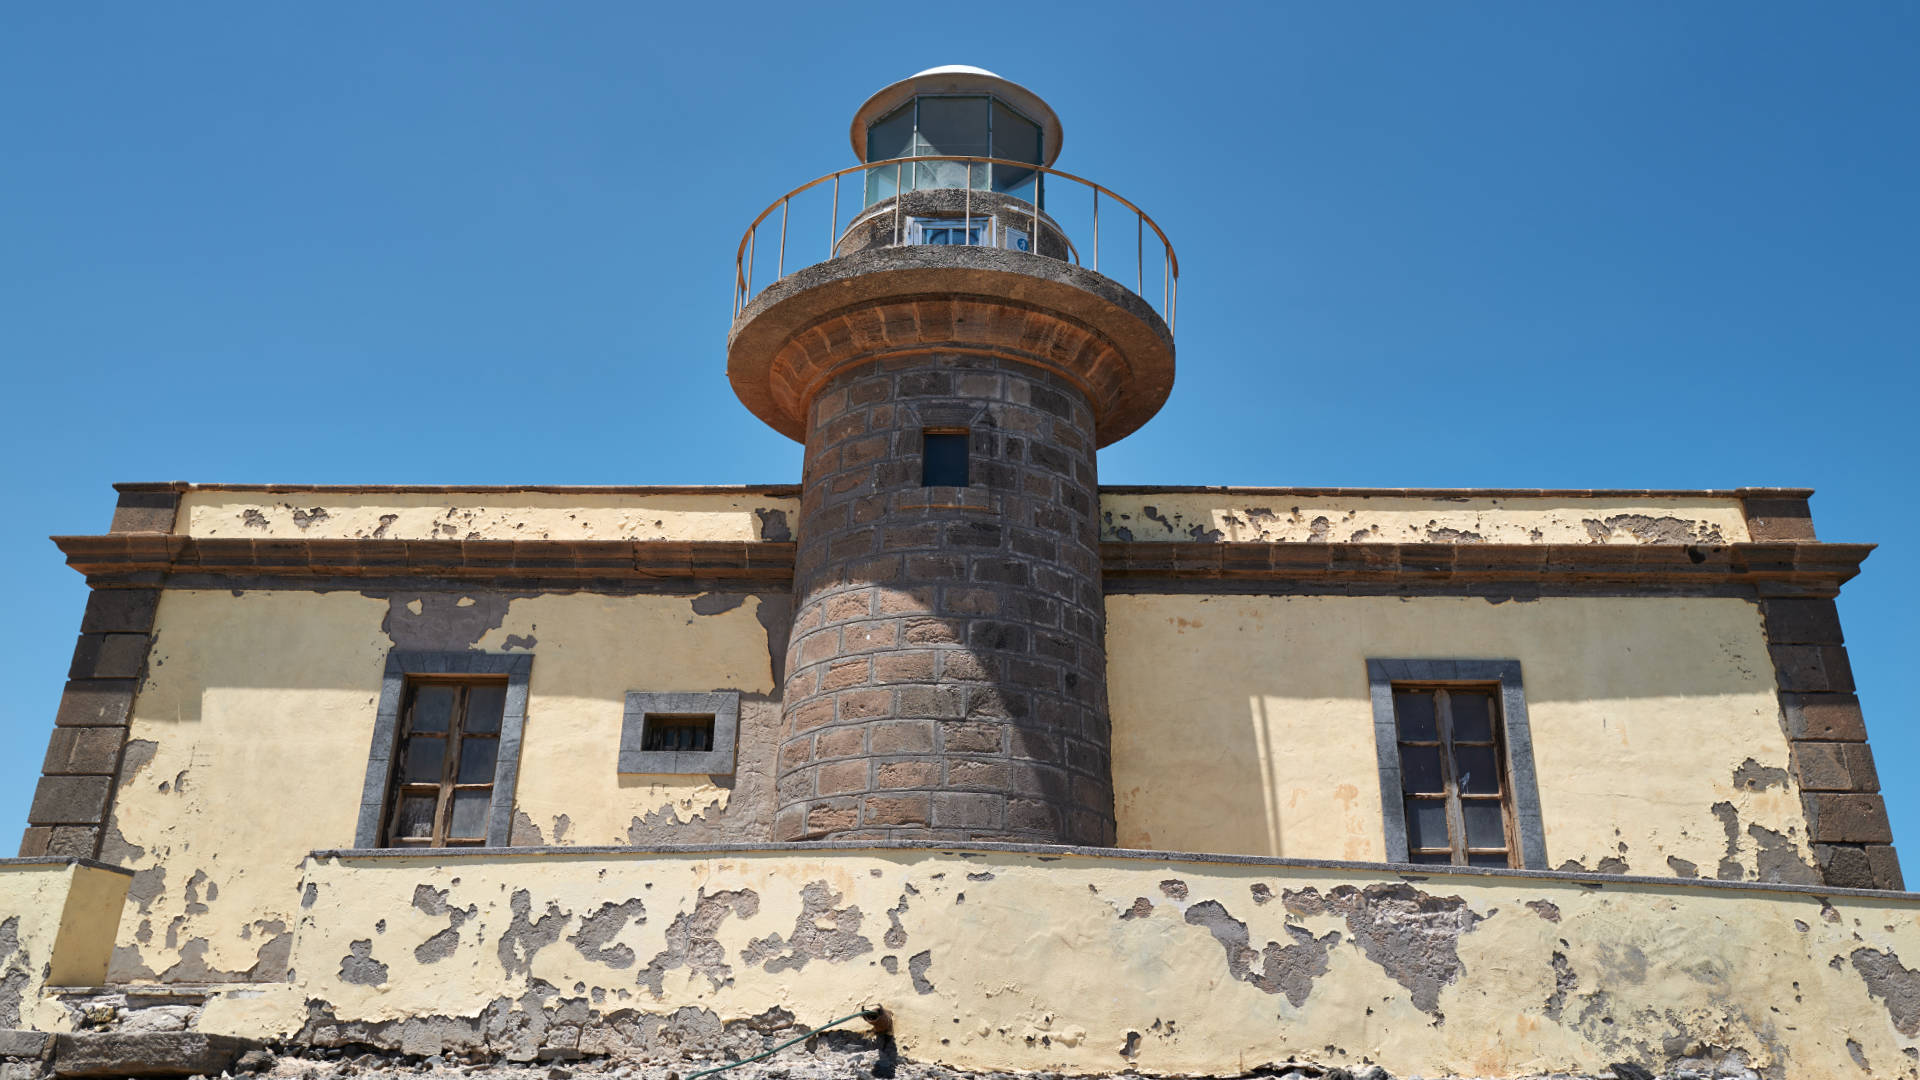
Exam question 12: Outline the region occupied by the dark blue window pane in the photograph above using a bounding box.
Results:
[1451,691,1495,742]
[1394,691,1438,741]
[1405,799,1448,852]
[1400,745,1444,794]
[922,432,970,487]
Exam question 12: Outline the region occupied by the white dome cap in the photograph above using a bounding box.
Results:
[850,67,1064,166]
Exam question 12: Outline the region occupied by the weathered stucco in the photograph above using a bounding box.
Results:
[1097,493,1750,544]
[103,587,783,984]
[1106,595,1815,882]
[167,488,1745,547]
[185,845,1920,1078]
[177,490,798,543]
[0,861,130,1029]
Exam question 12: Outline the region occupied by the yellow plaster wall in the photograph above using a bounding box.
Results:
[1097,493,1749,544]
[1106,594,1812,881]
[104,587,781,984]
[199,847,1920,1078]
[177,491,799,542]
[0,861,131,1029]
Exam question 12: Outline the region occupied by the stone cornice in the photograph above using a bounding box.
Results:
[53,535,798,585]
[53,535,1871,595]
[1102,540,1872,596]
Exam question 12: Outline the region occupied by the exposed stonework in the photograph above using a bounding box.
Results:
[775,357,1114,845]
[19,587,157,860]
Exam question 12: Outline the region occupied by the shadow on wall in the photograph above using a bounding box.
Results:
[1107,594,1797,872]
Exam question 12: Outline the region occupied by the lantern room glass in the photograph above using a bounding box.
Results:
[864,95,1044,208]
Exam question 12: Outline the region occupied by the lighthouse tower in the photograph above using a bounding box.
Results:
[727,66,1177,845]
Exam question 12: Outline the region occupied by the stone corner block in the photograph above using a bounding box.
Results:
[67,634,151,682]
[1868,845,1905,892]
[27,775,112,826]
[79,589,161,635]
[42,728,127,777]
[1808,793,1893,845]
[1742,495,1816,541]
[107,487,181,535]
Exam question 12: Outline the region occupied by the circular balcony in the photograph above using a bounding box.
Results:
[726,156,1178,448]
[730,155,1177,330]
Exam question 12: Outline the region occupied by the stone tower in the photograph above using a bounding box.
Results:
[728,66,1176,845]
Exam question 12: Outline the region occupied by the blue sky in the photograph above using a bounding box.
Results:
[2,4,1915,856]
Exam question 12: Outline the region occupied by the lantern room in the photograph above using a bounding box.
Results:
[849,65,1063,208]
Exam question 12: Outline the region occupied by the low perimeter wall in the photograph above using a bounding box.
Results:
[0,859,132,1029]
[183,843,1920,1078]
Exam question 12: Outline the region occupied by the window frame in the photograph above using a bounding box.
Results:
[920,427,971,487]
[906,216,994,248]
[354,650,532,849]
[1366,659,1547,870]
[619,691,740,776]
[381,678,506,848]
[863,93,1048,206]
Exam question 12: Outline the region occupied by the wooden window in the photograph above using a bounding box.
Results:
[921,430,970,487]
[382,679,508,848]
[1392,686,1515,868]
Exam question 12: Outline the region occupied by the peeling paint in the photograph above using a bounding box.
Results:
[567,899,647,969]
[1320,883,1484,1015]
[496,890,569,976]
[0,917,28,1028]
[1183,900,1341,1007]
[636,888,759,996]
[338,940,388,986]
[1544,951,1578,1021]
[379,591,525,652]
[754,508,791,542]
[1851,947,1920,1036]
[118,739,158,788]
[741,881,872,973]
[907,949,935,995]
[1732,758,1790,792]
[883,894,910,949]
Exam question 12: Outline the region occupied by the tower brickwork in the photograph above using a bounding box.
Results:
[774,352,1112,844]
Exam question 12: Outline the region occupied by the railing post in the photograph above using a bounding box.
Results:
[1031,176,1039,257]
[964,160,972,246]
[1136,213,1143,295]
[746,229,755,302]
[777,197,789,280]
[829,174,840,259]
[894,162,903,246]
[1092,187,1099,273]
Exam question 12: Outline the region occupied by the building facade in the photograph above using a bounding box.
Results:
[2,68,1913,1080]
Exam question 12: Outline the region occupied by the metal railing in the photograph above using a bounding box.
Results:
[732,155,1178,333]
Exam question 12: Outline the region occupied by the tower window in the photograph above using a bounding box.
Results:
[907,218,991,247]
[922,430,970,487]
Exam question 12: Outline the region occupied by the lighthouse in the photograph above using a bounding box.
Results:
[727,65,1177,845]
